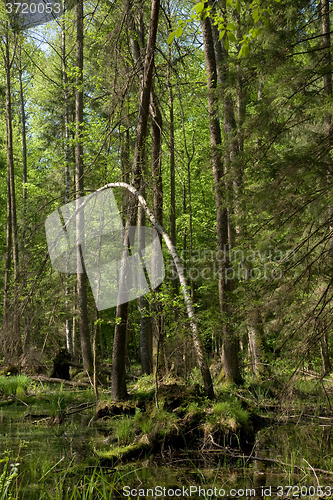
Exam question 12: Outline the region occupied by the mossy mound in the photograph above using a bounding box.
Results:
[156,382,205,411]
[94,381,256,463]
[96,400,141,419]
[96,438,151,463]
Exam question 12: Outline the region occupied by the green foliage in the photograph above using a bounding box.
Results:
[211,400,249,427]
[132,374,154,395]
[185,401,201,416]
[0,0,332,448]
[167,0,282,57]
[0,454,19,500]
[148,407,178,437]
[0,375,31,396]
[133,408,154,435]
[111,417,135,446]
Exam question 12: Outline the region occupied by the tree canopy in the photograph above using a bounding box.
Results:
[0,0,332,399]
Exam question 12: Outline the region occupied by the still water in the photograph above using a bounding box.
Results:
[0,402,333,499]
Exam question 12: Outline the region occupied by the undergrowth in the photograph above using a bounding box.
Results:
[0,369,331,497]
[0,375,31,397]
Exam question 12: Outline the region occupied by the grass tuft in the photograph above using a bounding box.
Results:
[0,375,31,396]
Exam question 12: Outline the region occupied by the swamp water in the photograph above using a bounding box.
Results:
[0,401,333,499]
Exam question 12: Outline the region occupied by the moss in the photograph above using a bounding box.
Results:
[92,377,262,465]
[96,400,137,419]
[95,440,151,462]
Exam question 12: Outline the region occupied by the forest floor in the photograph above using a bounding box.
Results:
[0,367,332,498]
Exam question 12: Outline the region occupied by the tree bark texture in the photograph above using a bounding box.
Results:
[200,14,241,384]
[111,0,160,401]
[2,29,22,360]
[247,308,265,377]
[138,195,153,375]
[321,329,332,374]
[75,0,93,373]
[321,0,333,373]
[62,9,73,358]
[128,5,154,377]
[150,91,166,377]
[168,59,178,296]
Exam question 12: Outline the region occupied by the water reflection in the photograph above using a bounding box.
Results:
[0,404,333,498]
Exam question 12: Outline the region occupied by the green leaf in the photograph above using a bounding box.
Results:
[94,318,104,326]
[224,36,229,51]
[226,0,233,6]
[219,30,226,40]
[194,2,205,14]
[262,14,269,25]
[252,9,260,22]
[226,22,236,31]
[227,31,237,42]
[235,0,241,13]
[243,43,249,57]
[175,26,183,37]
[167,31,176,45]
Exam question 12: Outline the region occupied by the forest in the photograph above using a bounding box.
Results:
[0,0,333,497]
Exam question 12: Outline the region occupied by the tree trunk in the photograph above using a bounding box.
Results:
[321,0,333,373]
[321,329,331,374]
[247,307,265,377]
[121,129,130,225]
[5,35,19,284]
[111,0,161,401]
[75,0,93,372]
[213,15,261,378]
[2,28,22,360]
[321,0,333,264]
[128,4,154,377]
[138,190,153,375]
[3,166,12,362]
[93,308,99,401]
[200,13,241,384]
[19,44,30,352]
[62,6,73,358]
[150,91,165,377]
[166,21,178,297]
[19,46,27,224]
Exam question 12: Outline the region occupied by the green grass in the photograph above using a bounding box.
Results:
[19,463,135,499]
[0,455,19,499]
[133,409,154,435]
[211,400,249,425]
[0,374,330,497]
[0,375,31,396]
[111,416,135,445]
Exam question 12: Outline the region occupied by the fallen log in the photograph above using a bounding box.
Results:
[68,361,112,376]
[31,375,89,387]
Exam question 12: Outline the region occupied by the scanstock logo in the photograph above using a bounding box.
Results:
[45,188,165,311]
